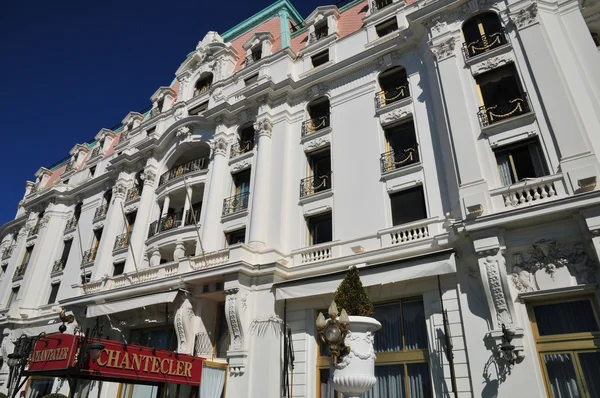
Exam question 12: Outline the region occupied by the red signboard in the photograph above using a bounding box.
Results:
[80,340,203,386]
[26,334,203,387]
[28,334,78,372]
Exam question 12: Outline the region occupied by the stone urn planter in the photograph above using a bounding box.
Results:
[331,316,381,398]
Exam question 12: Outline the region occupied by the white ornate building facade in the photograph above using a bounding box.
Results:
[1,0,600,395]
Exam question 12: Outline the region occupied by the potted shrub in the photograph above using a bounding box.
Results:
[316,266,380,398]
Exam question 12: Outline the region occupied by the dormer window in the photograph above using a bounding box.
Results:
[314,22,328,41]
[157,97,164,112]
[194,73,213,97]
[252,47,262,62]
[242,32,274,67]
[373,0,393,11]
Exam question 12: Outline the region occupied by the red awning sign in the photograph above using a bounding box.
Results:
[28,334,78,372]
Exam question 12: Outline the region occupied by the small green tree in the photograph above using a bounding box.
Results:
[333,266,373,317]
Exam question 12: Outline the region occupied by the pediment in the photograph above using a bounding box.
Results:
[305,6,339,26]
[94,128,115,141]
[150,86,176,102]
[121,112,144,126]
[69,144,89,156]
[242,32,274,50]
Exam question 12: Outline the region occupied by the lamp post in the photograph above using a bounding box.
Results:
[7,334,38,398]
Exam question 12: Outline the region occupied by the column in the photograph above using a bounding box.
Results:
[92,179,128,279]
[248,119,273,250]
[199,136,229,252]
[161,195,171,217]
[510,3,599,191]
[125,164,157,273]
[183,186,193,225]
[428,35,491,216]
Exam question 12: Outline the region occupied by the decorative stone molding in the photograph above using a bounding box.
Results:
[253,118,273,138]
[175,125,192,140]
[231,159,252,172]
[124,203,138,213]
[150,247,161,267]
[63,234,74,242]
[26,239,35,248]
[430,37,457,61]
[509,240,598,292]
[470,55,513,75]
[173,103,188,121]
[112,182,128,199]
[510,3,538,29]
[173,240,186,260]
[305,83,329,101]
[39,213,51,229]
[477,249,514,328]
[174,298,196,355]
[425,18,447,36]
[305,136,331,152]
[379,107,412,125]
[225,287,248,376]
[210,137,228,157]
[142,169,156,186]
[92,222,104,231]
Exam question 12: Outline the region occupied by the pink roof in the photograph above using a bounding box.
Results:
[230,17,283,71]
[104,132,122,157]
[44,165,67,188]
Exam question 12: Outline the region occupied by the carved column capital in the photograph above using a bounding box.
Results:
[142,169,156,186]
[510,2,538,29]
[210,137,228,157]
[112,182,128,199]
[430,36,457,61]
[253,118,273,139]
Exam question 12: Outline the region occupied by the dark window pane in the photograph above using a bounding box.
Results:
[407,363,433,398]
[365,365,405,398]
[403,300,428,350]
[534,300,599,336]
[543,354,582,398]
[226,229,246,245]
[319,368,338,398]
[578,351,600,398]
[373,303,402,352]
[113,262,125,276]
[216,303,229,358]
[309,213,332,245]
[48,284,60,304]
[390,187,427,226]
[312,51,329,68]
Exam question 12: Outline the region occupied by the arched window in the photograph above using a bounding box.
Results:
[302,97,330,136]
[231,123,255,158]
[462,12,507,58]
[376,66,409,108]
[194,73,213,97]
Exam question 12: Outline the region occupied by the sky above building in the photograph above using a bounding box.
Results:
[0,0,333,226]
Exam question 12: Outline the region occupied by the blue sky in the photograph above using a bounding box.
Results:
[0,0,330,226]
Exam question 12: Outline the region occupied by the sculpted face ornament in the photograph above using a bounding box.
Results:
[316,301,350,366]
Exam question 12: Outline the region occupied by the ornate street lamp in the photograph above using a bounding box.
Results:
[74,317,105,367]
[7,334,38,398]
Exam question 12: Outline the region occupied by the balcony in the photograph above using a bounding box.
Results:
[300,172,332,198]
[371,0,392,11]
[292,241,341,265]
[94,204,108,219]
[1,245,14,260]
[64,217,78,232]
[230,139,255,159]
[159,157,208,187]
[380,147,419,173]
[478,92,531,127]
[490,174,566,211]
[113,232,131,251]
[82,248,98,265]
[301,115,330,137]
[462,30,508,59]
[378,217,441,248]
[52,259,66,273]
[193,84,211,98]
[147,210,200,239]
[222,192,250,216]
[374,85,410,109]
[125,186,141,202]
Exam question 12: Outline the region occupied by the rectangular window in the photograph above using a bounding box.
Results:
[1,263,7,276]
[81,273,91,284]
[494,139,547,186]
[303,149,332,196]
[312,50,329,68]
[476,64,529,125]
[390,186,427,226]
[382,121,419,172]
[529,296,600,398]
[233,170,251,195]
[317,299,431,398]
[7,287,19,308]
[61,239,73,263]
[113,262,125,276]
[307,212,332,245]
[146,126,156,137]
[226,228,246,245]
[244,73,259,86]
[251,47,262,62]
[22,246,34,266]
[215,302,229,358]
[89,166,96,177]
[376,17,399,37]
[314,22,328,39]
[126,211,137,235]
[189,101,209,116]
[47,283,60,305]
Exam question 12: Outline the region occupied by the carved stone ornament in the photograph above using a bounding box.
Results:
[225,288,243,350]
[93,222,104,231]
[26,239,35,248]
[471,55,512,76]
[112,182,128,199]
[430,37,457,61]
[253,118,273,138]
[448,3,472,22]
[509,240,598,292]
[124,204,138,214]
[63,234,74,242]
[305,83,329,101]
[142,169,156,185]
[176,125,192,139]
[510,2,538,29]
[173,104,188,121]
[39,213,51,228]
[477,249,515,329]
[425,18,446,35]
[174,298,196,355]
[305,136,330,152]
[210,137,228,157]
[231,159,252,172]
[380,108,412,125]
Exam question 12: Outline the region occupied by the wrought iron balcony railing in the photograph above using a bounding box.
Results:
[230,139,255,159]
[52,259,66,273]
[90,146,102,159]
[309,31,328,43]
[300,172,332,198]
[478,92,531,127]
[159,157,209,186]
[375,85,410,109]
[1,245,15,260]
[185,209,200,226]
[94,203,108,219]
[380,147,419,173]
[65,161,76,173]
[126,186,141,201]
[462,30,508,59]
[372,0,393,11]
[82,248,98,264]
[64,217,78,231]
[147,213,187,238]
[301,115,330,137]
[222,192,250,216]
[113,232,131,251]
[193,84,211,97]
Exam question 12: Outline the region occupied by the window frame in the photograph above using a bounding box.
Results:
[493,138,548,186]
[226,228,246,246]
[527,294,600,398]
[311,50,330,68]
[307,211,333,246]
[7,286,19,308]
[375,17,399,38]
[389,186,428,227]
[47,283,60,305]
